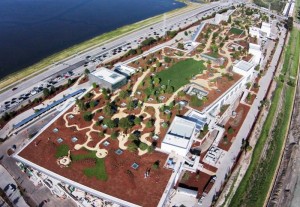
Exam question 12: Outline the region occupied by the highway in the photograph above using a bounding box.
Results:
[0,0,243,114]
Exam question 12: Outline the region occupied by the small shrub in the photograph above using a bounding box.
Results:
[111,131,119,140]
[152,161,160,169]
[228,126,234,134]
[83,112,93,122]
[139,142,148,151]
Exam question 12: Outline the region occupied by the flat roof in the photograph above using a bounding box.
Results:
[249,43,261,50]
[15,103,173,207]
[186,110,207,131]
[261,22,271,29]
[249,26,260,32]
[234,60,254,72]
[163,116,196,149]
[91,67,126,84]
[115,65,136,76]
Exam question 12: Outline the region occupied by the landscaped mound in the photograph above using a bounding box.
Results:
[156,58,206,90]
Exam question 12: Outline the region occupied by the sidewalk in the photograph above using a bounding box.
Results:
[201,25,287,206]
[0,80,90,139]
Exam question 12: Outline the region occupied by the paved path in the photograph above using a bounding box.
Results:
[0,0,242,104]
[0,79,90,139]
[202,25,287,207]
[0,113,76,207]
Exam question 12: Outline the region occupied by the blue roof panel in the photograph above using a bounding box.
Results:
[13,89,86,129]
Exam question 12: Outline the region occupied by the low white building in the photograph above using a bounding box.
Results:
[232,60,255,82]
[248,43,262,65]
[214,13,229,24]
[161,116,197,156]
[249,22,271,39]
[89,67,127,91]
[114,65,136,77]
[260,22,271,37]
[214,9,234,25]
[249,26,261,39]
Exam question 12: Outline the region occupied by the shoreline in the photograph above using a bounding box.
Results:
[0,2,202,92]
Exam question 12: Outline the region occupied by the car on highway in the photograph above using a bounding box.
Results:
[12,87,18,91]
[17,98,23,103]
[31,90,37,95]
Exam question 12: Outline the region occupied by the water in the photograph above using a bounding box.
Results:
[0,0,184,79]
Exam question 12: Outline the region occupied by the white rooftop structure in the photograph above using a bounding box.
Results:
[248,43,262,65]
[249,22,271,39]
[115,65,136,77]
[249,27,261,39]
[214,9,234,25]
[91,67,126,85]
[260,22,271,37]
[233,60,254,72]
[233,60,255,78]
[161,116,197,156]
[186,110,207,132]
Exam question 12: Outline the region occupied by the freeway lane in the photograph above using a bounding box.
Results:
[0,0,242,108]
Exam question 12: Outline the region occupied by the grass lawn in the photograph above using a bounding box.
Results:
[229,27,244,35]
[0,3,203,91]
[55,144,69,158]
[156,58,205,90]
[71,151,108,181]
[282,28,300,77]
[230,29,300,207]
[230,81,283,207]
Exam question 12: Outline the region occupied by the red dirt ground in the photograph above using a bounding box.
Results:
[182,72,242,112]
[177,171,213,197]
[245,93,256,105]
[18,110,173,207]
[218,103,250,151]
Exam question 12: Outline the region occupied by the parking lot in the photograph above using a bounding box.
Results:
[0,1,235,117]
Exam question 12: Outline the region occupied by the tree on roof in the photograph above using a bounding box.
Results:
[127,142,138,152]
[83,112,93,122]
[134,116,142,125]
[76,98,87,111]
[119,90,129,99]
[103,103,115,116]
[119,117,133,130]
[103,118,116,128]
